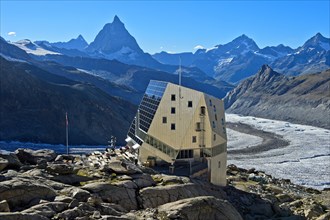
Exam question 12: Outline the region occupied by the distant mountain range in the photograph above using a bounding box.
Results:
[0,16,329,145]
[225,65,330,129]
[153,33,330,84]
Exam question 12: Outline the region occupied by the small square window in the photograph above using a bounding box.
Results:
[201,106,206,115]
[188,101,193,108]
[192,136,197,143]
[171,94,176,101]
[171,107,176,114]
[171,123,176,130]
[162,117,167,124]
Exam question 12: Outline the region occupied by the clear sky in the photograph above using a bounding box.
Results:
[1,1,329,54]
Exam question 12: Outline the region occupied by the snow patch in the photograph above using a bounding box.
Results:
[11,40,61,56]
[0,53,27,63]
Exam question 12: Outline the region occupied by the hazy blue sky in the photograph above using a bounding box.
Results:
[1,1,329,54]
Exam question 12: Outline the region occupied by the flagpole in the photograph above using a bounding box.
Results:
[66,112,69,155]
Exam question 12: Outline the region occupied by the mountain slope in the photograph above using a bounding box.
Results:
[271,33,330,76]
[34,54,233,99]
[225,65,330,129]
[0,57,136,145]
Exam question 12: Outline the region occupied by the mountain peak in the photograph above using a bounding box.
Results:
[113,15,122,24]
[256,64,281,79]
[86,16,143,54]
[302,33,330,51]
[77,34,84,40]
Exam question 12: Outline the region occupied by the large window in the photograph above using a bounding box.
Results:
[192,136,197,143]
[177,150,193,159]
[162,117,167,124]
[188,101,193,108]
[127,81,167,144]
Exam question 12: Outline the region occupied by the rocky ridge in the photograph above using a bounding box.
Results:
[0,148,329,220]
[225,65,330,129]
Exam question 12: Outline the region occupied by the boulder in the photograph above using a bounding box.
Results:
[0,153,22,169]
[0,178,56,210]
[157,196,243,220]
[113,180,138,189]
[54,195,74,204]
[0,200,10,212]
[276,193,294,203]
[0,212,48,220]
[316,212,330,220]
[50,174,93,185]
[22,202,68,218]
[106,161,142,175]
[46,163,74,175]
[248,201,274,218]
[139,183,226,209]
[304,204,325,219]
[0,158,8,171]
[15,148,57,165]
[98,203,126,216]
[82,182,138,211]
[60,187,91,202]
[131,173,156,188]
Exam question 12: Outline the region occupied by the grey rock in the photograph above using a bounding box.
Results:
[304,204,325,219]
[15,148,57,165]
[0,200,10,212]
[68,199,79,209]
[276,193,294,203]
[0,158,8,171]
[249,201,274,217]
[107,161,142,175]
[97,203,126,216]
[22,202,68,218]
[113,180,138,189]
[0,212,48,220]
[131,173,156,188]
[60,187,91,202]
[157,196,243,220]
[139,183,226,209]
[82,182,138,211]
[0,153,22,169]
[46,163,74,175]
[50,173,93,185]
[0,178,56,210]
[54,195,74,204]
[316,212,330,220]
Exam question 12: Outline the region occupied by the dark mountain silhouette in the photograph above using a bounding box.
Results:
[0,57,136,145]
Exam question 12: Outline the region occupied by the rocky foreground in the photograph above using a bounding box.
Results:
[0,148,329,220]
